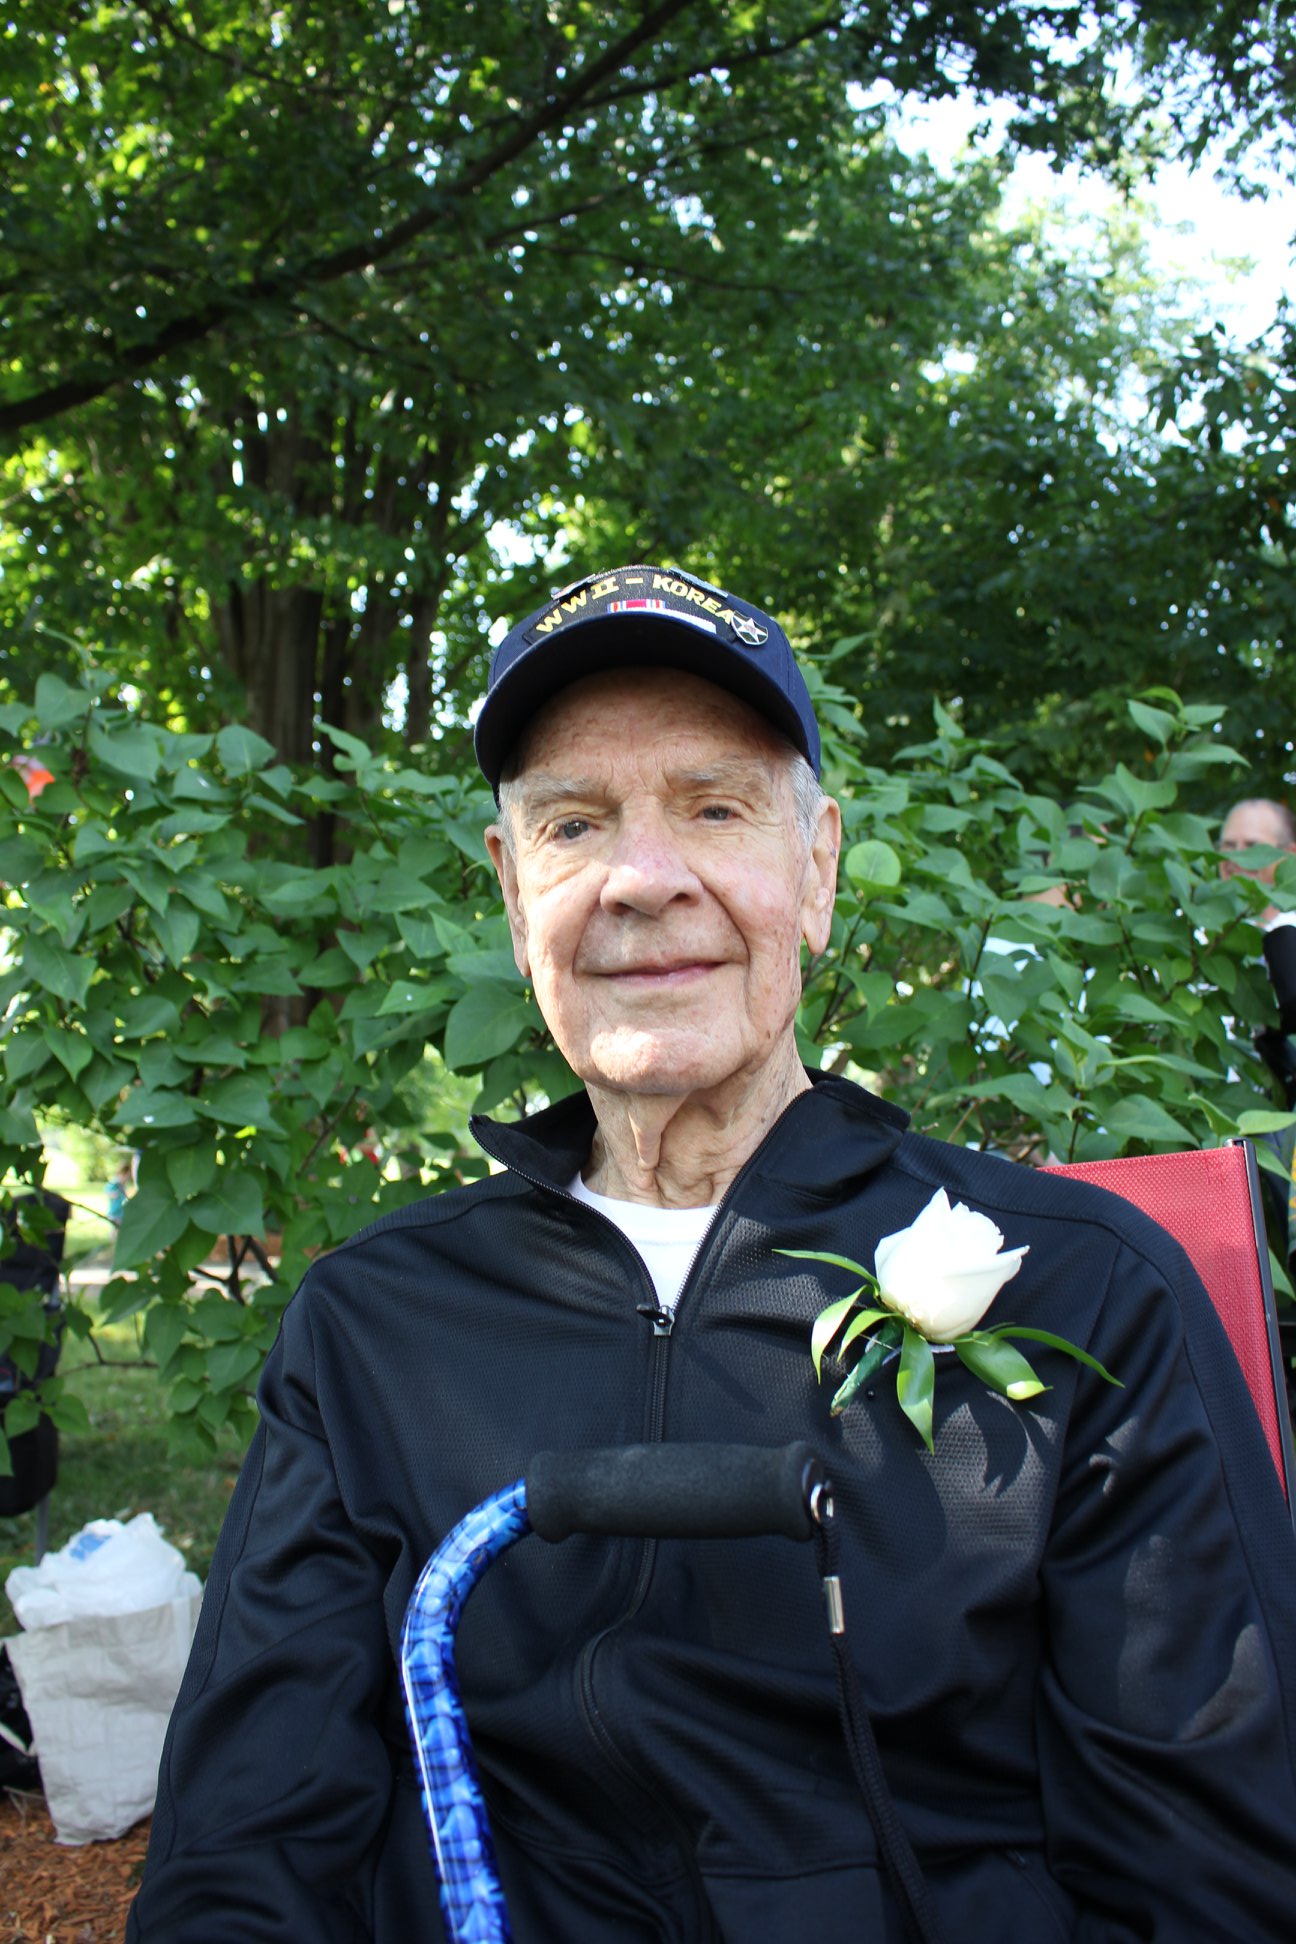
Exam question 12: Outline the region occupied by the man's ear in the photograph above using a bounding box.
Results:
[801,796,841,956]
[485,824,531,978]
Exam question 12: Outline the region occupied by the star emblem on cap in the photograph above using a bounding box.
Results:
[731,614,768,647]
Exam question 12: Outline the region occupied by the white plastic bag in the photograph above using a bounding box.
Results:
[5,1593,202,1842]
[5,1513,201,1630]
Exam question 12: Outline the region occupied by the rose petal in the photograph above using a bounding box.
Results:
[874,1190,1029,1341]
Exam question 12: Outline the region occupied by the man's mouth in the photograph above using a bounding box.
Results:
[598,959,721,983]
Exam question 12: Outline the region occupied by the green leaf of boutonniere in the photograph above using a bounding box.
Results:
[780,1190,1121,1450]
[955,1332,1048,1403]
[830,1317,901,1416]
[896,1325,936,1450]
[809,1292,866,1380]
[984,1325,1121,1388]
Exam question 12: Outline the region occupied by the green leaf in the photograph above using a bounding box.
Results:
[0,835,44,880]
[206,1339,263,1391]
[838,1307,896,1358]
[894,1325,935,1451]
[197,1074,282,1132]
[245,793,304,826]
[1234,1111,1296,1138]
[336,925,388,971]
[229,956,302,998]
[955,1332,1047,1401]
[114,1183,189,1269]
[844,839,903,897]
[4,1391,40,1440]
[117,994,183,1039]
[829,1321,901,1414]
[4,1030,52,1084]
[114,1085,200,1131]
[396,913,446,960]
[43,1387,91,1435]
[378,979,446,1017]
[190,1170,265,1237]
[1110,763,1178,815]
[42,1025,94,1079]
[144,1302,191,1374]
[1127,699,1177,746]
[172,768,229,804]
[444,947,524,987]
[87,720,162,780]
[21,934,94,1007]
[1100,1097,1193,1146]
[165,1142,220,1202]
[320,723,373,768]
[153,902,202,968]
[808,1292,859,1376]
[443,983,532,1071]
[260,875,337,917]
[986,1326,1121,1386]
[34,672,91,730]
[777,1247,874,1281]
[216,723,277,775]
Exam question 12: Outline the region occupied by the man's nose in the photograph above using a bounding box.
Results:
[600,812,701,916]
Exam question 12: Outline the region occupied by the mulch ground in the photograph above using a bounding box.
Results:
[0,1792,148,1942]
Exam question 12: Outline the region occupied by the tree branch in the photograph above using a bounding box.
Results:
[0,0,707,437]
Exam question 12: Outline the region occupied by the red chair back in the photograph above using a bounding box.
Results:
[1043,1143,1295,1509]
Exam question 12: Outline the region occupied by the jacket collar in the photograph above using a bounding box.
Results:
[470,1072,908,1204]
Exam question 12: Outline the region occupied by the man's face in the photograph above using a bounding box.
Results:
[1220,803,1291,889]
[486,667,839,1102]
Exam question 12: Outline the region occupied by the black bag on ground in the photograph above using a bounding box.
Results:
[0,1192,69,1519]
[0,1645,39,1791]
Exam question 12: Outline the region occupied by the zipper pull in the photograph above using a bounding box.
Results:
[635,1300,674,1338]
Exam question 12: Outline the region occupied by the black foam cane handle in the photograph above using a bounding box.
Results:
[526,1441,829,1544]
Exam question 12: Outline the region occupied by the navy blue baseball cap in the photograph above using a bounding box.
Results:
[474,563,821,796]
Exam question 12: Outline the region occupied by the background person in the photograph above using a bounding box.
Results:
[1219,796,1296,1266]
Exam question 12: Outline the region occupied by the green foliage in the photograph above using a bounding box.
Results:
[0,673,572,1469]
[2,668,1290,1472]
[804,676,1292,1169]
[2,0,1293,806]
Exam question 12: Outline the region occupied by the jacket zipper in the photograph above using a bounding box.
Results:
[476,1092,813,1929]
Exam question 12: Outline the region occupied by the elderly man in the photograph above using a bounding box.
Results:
[132,567,1296,1941]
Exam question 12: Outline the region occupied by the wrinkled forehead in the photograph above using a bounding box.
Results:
[1221,804,1289,850]
[508,664,797,780]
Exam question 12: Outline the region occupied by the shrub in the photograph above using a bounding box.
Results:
[0,670,1290,1467]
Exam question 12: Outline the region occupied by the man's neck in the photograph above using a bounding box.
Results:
[581,1046,810,1208]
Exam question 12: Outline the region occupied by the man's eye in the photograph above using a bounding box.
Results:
[555,817,590,841]
[700,804,735,822]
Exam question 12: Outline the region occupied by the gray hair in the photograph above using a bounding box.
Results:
[1223,797,1296,848]
[494,747,826,860]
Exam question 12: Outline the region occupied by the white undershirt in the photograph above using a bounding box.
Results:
[567,1174,719,1313]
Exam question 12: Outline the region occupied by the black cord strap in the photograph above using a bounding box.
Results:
[813,1517,944,1944]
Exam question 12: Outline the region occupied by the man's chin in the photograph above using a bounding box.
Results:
[574,1029,739,1098]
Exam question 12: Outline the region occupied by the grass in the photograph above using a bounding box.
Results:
[0,1313,249,1632]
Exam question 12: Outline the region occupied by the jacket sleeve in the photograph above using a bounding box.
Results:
[128,1282,444,1942]
[1035,1231,1296,1940]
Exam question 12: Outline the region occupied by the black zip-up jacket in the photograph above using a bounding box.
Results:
[130,1077,1296,1940]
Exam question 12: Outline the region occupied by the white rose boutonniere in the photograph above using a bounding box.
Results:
[780,1187,1120,1450]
